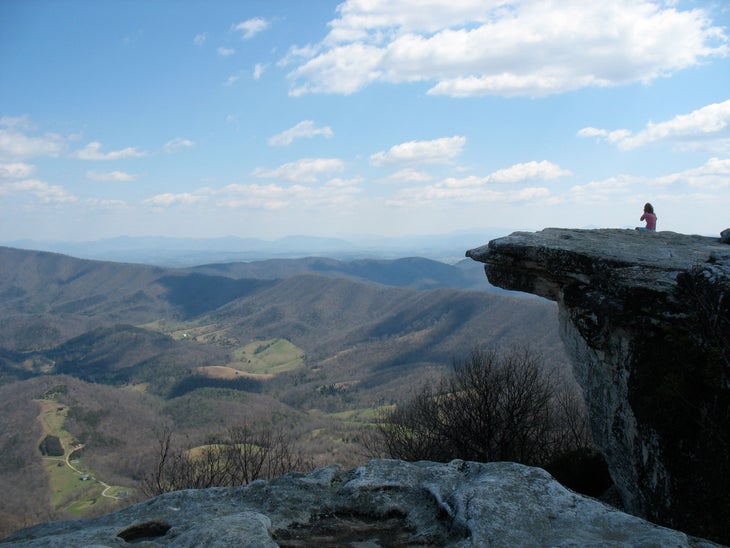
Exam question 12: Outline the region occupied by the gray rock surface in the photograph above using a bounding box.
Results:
[3,459,717,547]
[467,228,730,542]
[721,228,730,244]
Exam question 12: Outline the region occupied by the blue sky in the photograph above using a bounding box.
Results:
[1,0,729,243]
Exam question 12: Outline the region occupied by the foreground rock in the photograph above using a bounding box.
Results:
[2,459,718,547]
[467,228,730,543]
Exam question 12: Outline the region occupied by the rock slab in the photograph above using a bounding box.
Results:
[2,459,718,547]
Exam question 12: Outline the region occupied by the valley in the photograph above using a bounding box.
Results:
[0,245,570,539]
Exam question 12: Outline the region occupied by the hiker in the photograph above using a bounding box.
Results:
[636,203,657,231]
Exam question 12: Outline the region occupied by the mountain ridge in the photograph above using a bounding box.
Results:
[0,245,501,352]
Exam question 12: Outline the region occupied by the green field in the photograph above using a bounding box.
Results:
[36,399,132,519]
[143,320,305,377]
[234,339,304,375]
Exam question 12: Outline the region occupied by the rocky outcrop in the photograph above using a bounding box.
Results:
[3,459,718,547]
[467,228,730,543]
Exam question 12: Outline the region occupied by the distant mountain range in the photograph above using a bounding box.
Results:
[1,230,513,266]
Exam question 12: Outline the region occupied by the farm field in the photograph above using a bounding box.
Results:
[36,396,131,519]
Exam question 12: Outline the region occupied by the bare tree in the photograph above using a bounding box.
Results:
[370,347,593,468]
[141,422,313,497]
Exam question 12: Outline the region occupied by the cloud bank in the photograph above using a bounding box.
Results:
[286,0,728,97]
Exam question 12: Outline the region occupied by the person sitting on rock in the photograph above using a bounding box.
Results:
[636,202,657,231]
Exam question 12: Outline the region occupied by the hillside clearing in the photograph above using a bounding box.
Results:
[233,339,305,375]
[35,398,129,519]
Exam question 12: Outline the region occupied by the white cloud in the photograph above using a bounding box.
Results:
[577,127,632,145]
[163,137,195,153]
[0,115,34,129]
[391,182,550,205]
[86,170,138,182]
[0,128,65,160]
[144,180,361,212]
[193,33,207,46]
[268,120,334,146]
[654,157,730,190]
[570,175,637,204]
[288,43,385,95]
[143,192,207,207]
[335,0,485,35]
[287,1,728,97]
[278,44,320,68]
[485,160,571,183]
[435,160,569,188]
[75,141,146,161]
[580,99,730,152]
[253,63,266,80]
[325,176,363,188]
[85,197,127,208]
[388,159,566,204]
[214,180,360,210]
[212,183,286,209]
[233,18,270,40]
[379,168,433,184]
[0,179,77,203]
[225,73,241,86]
[0,162,35,179]
[251,158,345,182]
[568,157,730,208]
[217,47,235,57]
[370,136,466,166]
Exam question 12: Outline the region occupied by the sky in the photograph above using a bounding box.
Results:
[1,0,729,244]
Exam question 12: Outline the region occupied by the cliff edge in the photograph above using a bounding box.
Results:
[467,228,730,543]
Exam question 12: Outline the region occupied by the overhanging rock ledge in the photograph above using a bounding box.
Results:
[467,227,730,543]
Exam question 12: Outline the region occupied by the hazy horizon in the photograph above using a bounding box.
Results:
[1,229,518,266]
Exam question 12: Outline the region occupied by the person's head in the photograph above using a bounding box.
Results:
[644,202,654,214]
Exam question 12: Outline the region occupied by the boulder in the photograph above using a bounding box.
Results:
[467,228,730,543]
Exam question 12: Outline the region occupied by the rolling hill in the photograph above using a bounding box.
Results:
[0,245,570,539]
